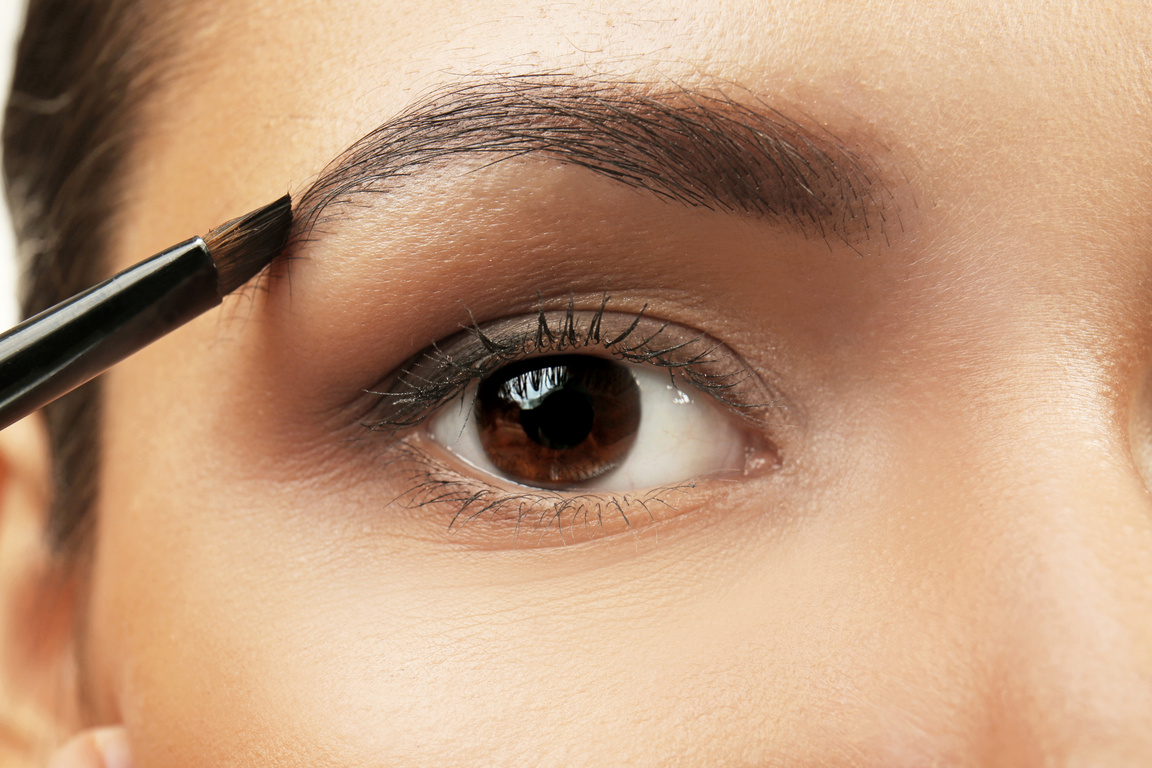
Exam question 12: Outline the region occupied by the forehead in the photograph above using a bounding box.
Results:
[112,0,1152,281]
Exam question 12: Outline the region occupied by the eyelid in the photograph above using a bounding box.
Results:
[355,302,786,439]
[383,436,713,546]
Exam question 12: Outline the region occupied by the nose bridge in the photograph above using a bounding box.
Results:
[947,404,1152,760]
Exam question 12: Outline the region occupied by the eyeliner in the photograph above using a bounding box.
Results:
[0,194,292,430]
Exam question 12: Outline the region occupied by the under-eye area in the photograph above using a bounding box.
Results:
[347,298,785,544]
[380,440,710,545]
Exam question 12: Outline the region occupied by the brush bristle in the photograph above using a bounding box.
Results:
[204,194,293,294]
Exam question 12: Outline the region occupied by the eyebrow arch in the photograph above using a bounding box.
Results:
[291,73,899,245]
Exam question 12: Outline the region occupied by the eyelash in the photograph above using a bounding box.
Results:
[381,442,700,543]
[359,295,767,431]
[352,295,776,541]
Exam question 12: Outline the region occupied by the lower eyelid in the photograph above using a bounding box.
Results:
[383,434,719,547]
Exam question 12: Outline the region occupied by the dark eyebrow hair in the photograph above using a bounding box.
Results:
[291,74,899,245]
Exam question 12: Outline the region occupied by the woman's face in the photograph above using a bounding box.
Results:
[51,0,1152,763]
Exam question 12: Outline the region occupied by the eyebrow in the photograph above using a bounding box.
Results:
[291,74,899,245]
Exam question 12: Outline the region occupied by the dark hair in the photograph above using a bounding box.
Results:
[4,0,170,550]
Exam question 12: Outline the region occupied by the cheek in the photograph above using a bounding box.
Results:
[81,337,984,767]
[1130,364,1152,493]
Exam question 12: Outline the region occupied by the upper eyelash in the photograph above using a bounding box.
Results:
[357,294,765,434]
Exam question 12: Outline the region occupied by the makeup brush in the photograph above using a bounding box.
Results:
[0,194,292,430]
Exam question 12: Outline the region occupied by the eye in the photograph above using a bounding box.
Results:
[356,300,783,541]
[428,353,749,491]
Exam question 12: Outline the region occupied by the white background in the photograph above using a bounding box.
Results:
[0,1,25,327]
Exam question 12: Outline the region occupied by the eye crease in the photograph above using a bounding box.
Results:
[356,298,782,542]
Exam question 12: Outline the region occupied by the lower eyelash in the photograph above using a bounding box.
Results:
[383,441,696,544]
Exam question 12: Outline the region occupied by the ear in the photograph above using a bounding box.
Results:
[0,415,78,765]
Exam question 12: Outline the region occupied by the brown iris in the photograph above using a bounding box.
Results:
[474,355,641,486]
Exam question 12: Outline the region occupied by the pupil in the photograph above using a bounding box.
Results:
[475,355,642,486]
[519,387,595,450]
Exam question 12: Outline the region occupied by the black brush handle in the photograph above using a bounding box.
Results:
[0,237,220,430]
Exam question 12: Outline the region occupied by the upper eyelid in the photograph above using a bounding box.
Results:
[354,303,787,438]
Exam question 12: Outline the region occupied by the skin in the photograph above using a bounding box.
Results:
[2,0,1152,765]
